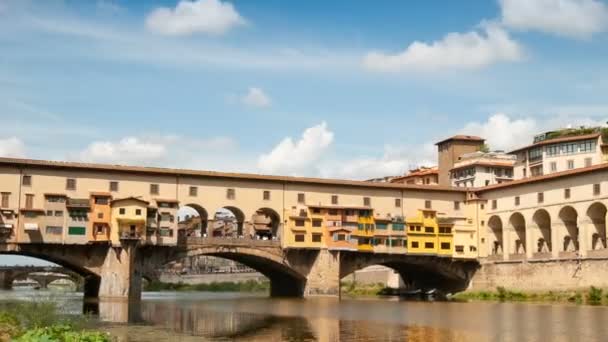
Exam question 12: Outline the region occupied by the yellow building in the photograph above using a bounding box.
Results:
[354,209,375,252]
[406,209,453,256]
[110,197,149,245]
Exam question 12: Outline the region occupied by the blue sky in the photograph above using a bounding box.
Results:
[1,0,608,183]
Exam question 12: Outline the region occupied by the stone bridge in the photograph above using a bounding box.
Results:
[0,238,479,301]
[0,265,81,289]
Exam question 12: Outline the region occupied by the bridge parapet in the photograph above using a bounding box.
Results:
[185,237,280,248]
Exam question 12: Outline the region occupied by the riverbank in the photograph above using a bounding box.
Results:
[340,281,388,297]
[453,286,608,305]
[144,279,270,292]
[0,301,110,341]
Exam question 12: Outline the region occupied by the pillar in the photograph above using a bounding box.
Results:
[579,218,590,257]
[98,243,142,301]
[525,223,534,259]
[501,226,510,260]
[551,222,561,259]
[0,271,13,290]
[303,249,341,297]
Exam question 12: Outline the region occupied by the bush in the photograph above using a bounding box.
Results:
[587,287,603,305]
[14,324,110,342]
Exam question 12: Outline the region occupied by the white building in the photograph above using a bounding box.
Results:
[450,151,516,188]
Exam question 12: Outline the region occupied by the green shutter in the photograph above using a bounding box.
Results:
[68,226,86,235]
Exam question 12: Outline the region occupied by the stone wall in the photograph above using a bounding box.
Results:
[469,258,608,291]
[159,272,266,285]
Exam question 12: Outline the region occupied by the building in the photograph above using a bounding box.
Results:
[450,151,516,188]
[435,135,486,186]
[510,128,607,179]
[390,166,439,185]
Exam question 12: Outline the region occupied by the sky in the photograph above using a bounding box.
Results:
[1,0,608,265]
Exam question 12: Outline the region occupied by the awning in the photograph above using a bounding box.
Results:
[0,223,13,229]
[24,223,38,230]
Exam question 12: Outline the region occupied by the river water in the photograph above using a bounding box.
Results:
[2,289,608,341]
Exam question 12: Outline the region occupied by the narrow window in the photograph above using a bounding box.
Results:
[480,204,485,210]
[22,175,32,186]
[297,193,305,204]
[97,212,103,219]
[363,197,371,206]
[150,184,159,195]
[295,219,305,227]
[66,178,76,190]
[564,188,571,199]
[135,209,142,216]
[425,242,434,249]
[537,192,544,203]
[312,220,322,228]
[425,226,434,233]
[454,201,460,210]
[312,233,322,243]
[189,186,198,197]
[295,234,305,242]
[515,196,520,206]
[567,160,574,170]
[263,190,271,201]
[119,208,125,215]
[585,158,592,167]
[425,200,431,209]
[1,193,9,208]
[395,198,401,208]
[441,242,451,250]
[594,184,601,196]
[109,181,119,192]
[492,200,497,210]
[227,188,235,200]
[550,162,557,172]
[331,195,338,205]
[54,210,63,217]
[25,194,34,209]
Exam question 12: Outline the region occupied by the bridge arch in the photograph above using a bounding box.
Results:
[508,212,526,255]
[587,202,607,250]
[178,204,209,237]
[532,209,551,253]
[252,208,281,240]
[558,206,579,252]
[212,206,246,237]
[487,215,503,256]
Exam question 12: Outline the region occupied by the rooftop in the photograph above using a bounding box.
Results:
[435,135,485,146]
[510,126,607,153]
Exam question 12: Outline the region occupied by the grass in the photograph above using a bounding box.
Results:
[144,279,270,292]
[0,301,110,341]
[454,286,608,306]
[340,281,387,297]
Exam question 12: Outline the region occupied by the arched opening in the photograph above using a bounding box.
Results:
[177,204,209,237]
[487,216,503,257]
[587,202,607,251]
[508,213,526,256]
[211,207,245,238]
[558,206,579,253]
[251,208,281,240]
[532,209,551,255]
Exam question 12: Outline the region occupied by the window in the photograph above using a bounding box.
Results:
[594,183,601,196]
[95,197,108,205]
[392,223,405,231]
[585,158,593,167]
[68,226,86,235]
[537,192,544,203]
[119,208,125,215]
[295,234,305,242]
[439,227,452,234]
[515,196,520,206]
[441,242,451,250]
[395,198,401,207]
[46,210,52,216]
[455,245,465,253]
[46,226,62,235]
[227,188,235,200]
[22,175,31,186]
[523,169,527,178]
[411,241,419,248]
[95,225,105,234]
[425,200,431,209]
[135,209,142,215]
[563,143,577,155]
[312,220,322,228]
[66,178,76,190]
[480,204,485,210]
[328,209,338,215]
[312,208,321,214]
[580,140,596,153]
[1,193,9,208]
[54,211,63,217]
[425,226,434,233]
[492,200,497,210]
[25,194,34,209]
[485,180,490,186]
[109,181,119,192]
[546,144,560,156]
[531,165,543,177]
[550,162,557,172]
[529,147,542,161]
[189,186,198,197]
[567,160,574,170]
[97,212,103,219]
[564,188,571,199]
[295,219,305,227]
[263,190,270,201]
[159,228,173,237]
[376,223,388,230]
[335,234,346,241]
[425,242,434,249]
[297,193,305,204]
[363,197,371,206]
[331,195,338,205]
[161,213,173,222]
[312,233,322,243]
[150,184,159,195]
[454,201,460,210]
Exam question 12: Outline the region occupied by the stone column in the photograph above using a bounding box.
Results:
[525,223,535,259]
[98,243,142,301]
[0,271,13,290]
[578,218,590,258]
[502,227,510,261]
[551,222,561,259]
[304,249,341,297]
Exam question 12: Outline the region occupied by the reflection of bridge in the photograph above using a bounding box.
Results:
[0,265,80,289]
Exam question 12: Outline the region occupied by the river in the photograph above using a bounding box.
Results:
[3,289,608,341]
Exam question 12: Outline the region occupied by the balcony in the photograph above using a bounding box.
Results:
[119,231,142,240]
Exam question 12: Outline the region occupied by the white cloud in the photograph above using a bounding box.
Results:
[242,87,271,108]
[460,113,538,151]
[80,137,167,164]
[0,137,26,158]
[363,23,523,72]
[258,122,334,175]
[146,0,245,36]
[500,0,608,39]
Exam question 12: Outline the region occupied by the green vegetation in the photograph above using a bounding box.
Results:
[0,301,110,342]
[144,279,270,292]
[340,281,387,297]
[454,286,608,306]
